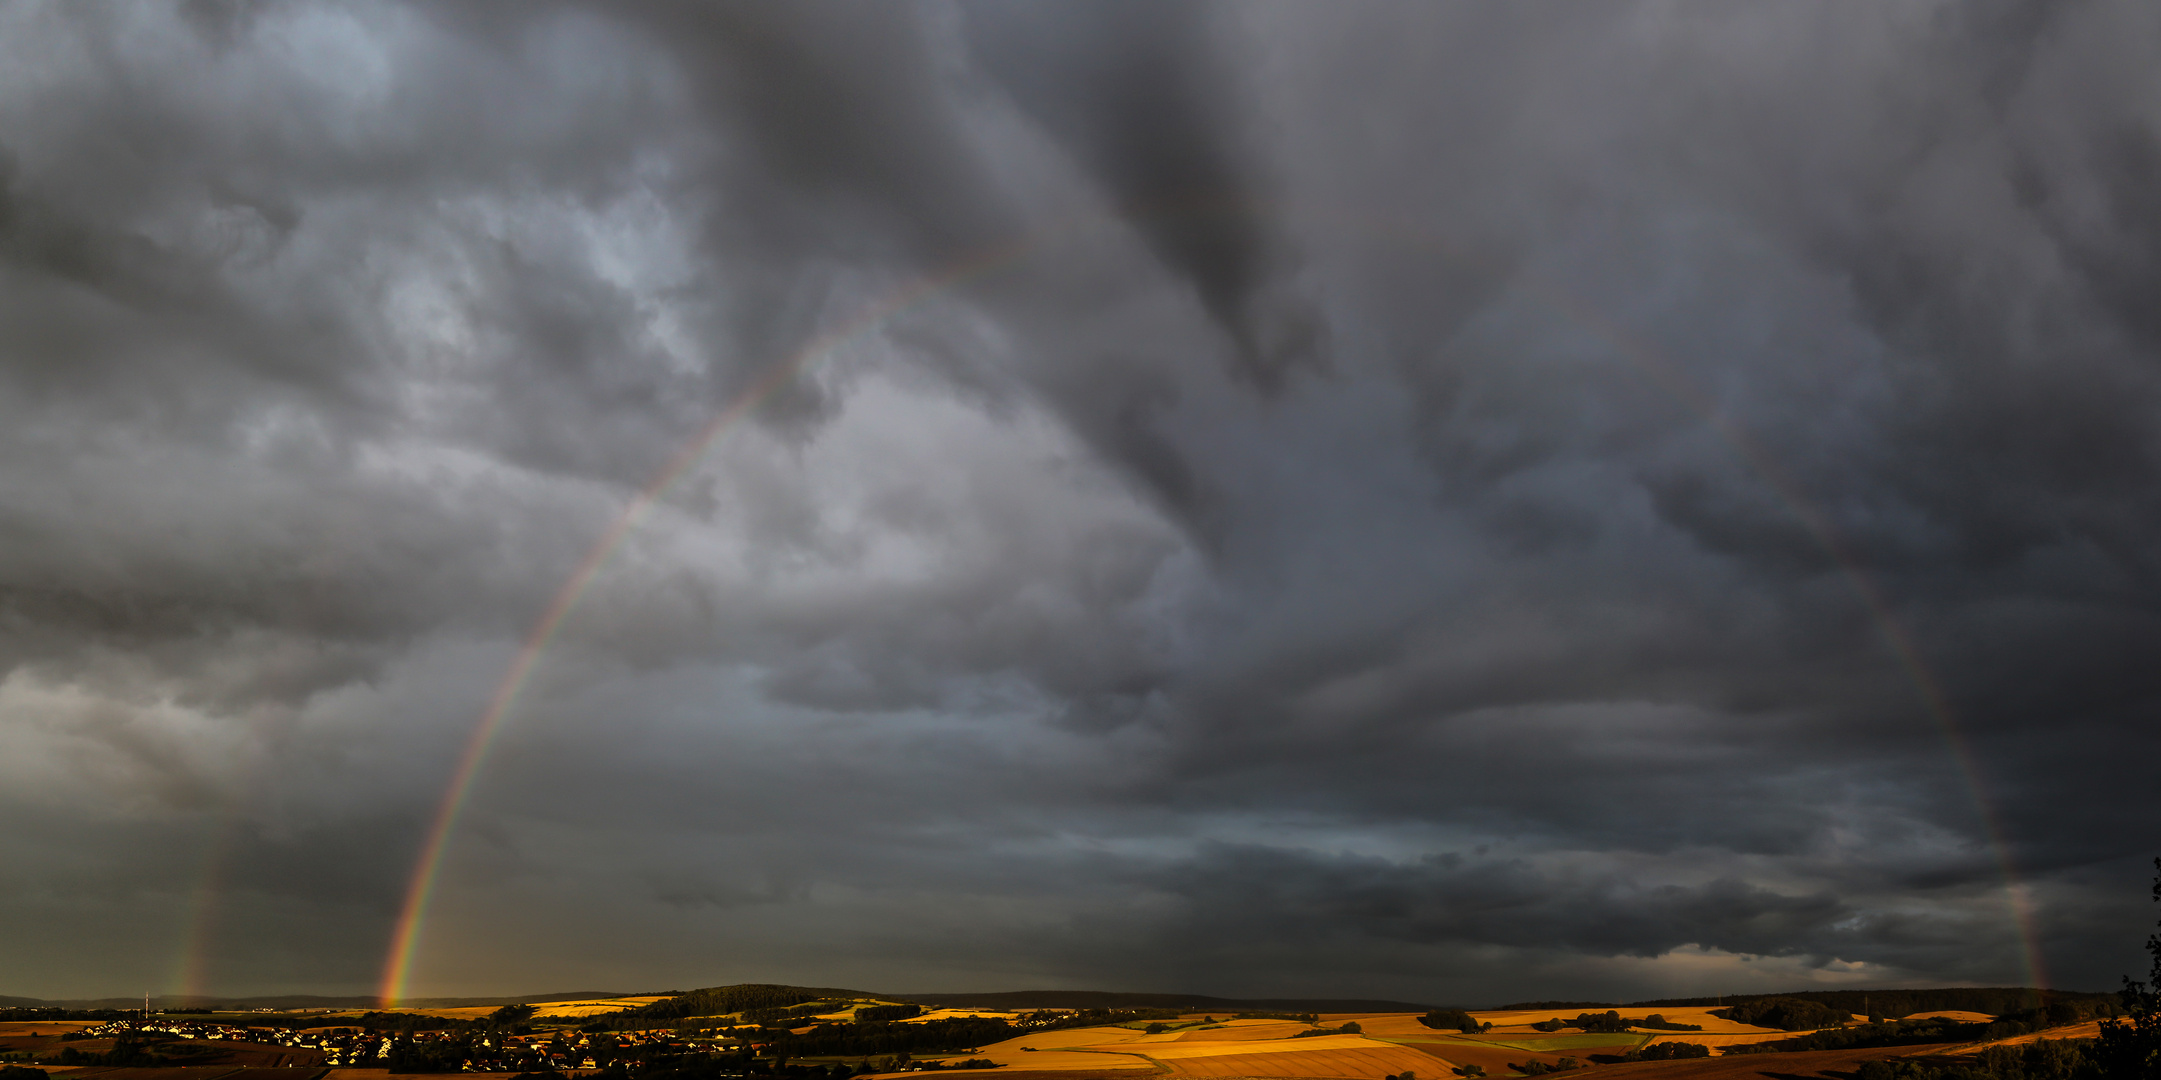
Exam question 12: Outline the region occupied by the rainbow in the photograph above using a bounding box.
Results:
[167,809,240,1004]
[374,238,1036,1006]
[367,206,2048,1004]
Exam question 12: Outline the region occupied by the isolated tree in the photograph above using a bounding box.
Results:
[491,1004,539,1029]
[2097,857,2161,1080]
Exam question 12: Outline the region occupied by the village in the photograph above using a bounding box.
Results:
[37,1014,735,1075]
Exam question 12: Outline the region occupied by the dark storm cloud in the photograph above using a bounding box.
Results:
[0,0,2157,1002]
[960,1,1319,391]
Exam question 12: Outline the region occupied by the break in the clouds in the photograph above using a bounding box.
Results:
[1,0,2157,1003]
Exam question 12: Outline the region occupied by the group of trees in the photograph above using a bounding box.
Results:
[1712,997,1853,1031]
[753,1016,1016,1059]
[1617,1042,1711,1062]
[35,1034,213,1069]
[1856,1039,2103,1080]
[1290,1021,1362,1038]
[1509,1058,1580,1075]
[1633,989,2118,1019]
[1632,1015,1704,1031]
[854,1006,924,1024]
[742,1004,840,1026]
[1419,1010,1490,1034]
[631,986,867,1023]
[2094,859,2161,1080]
[1523,1011,1696,1034]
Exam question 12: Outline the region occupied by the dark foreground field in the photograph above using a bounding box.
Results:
[1550,1044,1968,1080]
[47,1069,327,1080]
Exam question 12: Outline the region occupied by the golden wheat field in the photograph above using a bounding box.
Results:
[1325,1014,1451,1037]
[528,996,670,1018]
[931,1024,1159,1071]
[993,1027,1157,1050]
[1168,1020,1320,1041]
[1153,1046,1448,1077]
[903,1009,1030,1024]
[1954,1019,2099,1050]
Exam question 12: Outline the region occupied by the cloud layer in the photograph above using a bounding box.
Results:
[0,0,2156,1002]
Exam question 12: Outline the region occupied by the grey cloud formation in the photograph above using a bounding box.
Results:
[0,0,2157,1004]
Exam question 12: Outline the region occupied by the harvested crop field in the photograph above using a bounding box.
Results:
[956,1048,1155,1071]
[1952,1022,2101,1050]
[906,1009,1028,1023]
[1388,1038,1580,1075]
[1,1022,101,1038]
[1171,1021,1317,1041]
[1152,1045,1445,1077]
[947,1027,1158,1071]
[1334,1016,1447,1038]
[1900,1012,1995,1025]
[1081,1032,1445,1077]
[528,996,667,1018]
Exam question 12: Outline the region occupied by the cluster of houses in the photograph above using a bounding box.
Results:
[74,1018,733,1072]
[79,1018,266,1042]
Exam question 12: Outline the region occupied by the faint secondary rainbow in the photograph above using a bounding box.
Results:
[375,238,1038,1006]
[1542,287,2050,989]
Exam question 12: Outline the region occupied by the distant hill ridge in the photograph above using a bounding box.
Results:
[3,983,2111,1016]
[894,990,1439,1012]
[1622,987,2115,1016]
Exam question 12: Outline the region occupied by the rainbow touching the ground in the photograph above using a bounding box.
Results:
[374,238,1039,1006]
[371,204,2048,1005]
[168,809,241,1004]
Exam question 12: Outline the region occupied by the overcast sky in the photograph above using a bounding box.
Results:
[2,0,2158,1006]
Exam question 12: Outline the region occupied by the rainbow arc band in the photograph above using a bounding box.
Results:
[370,210,2045,1007]
[374,243,1029,1006]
